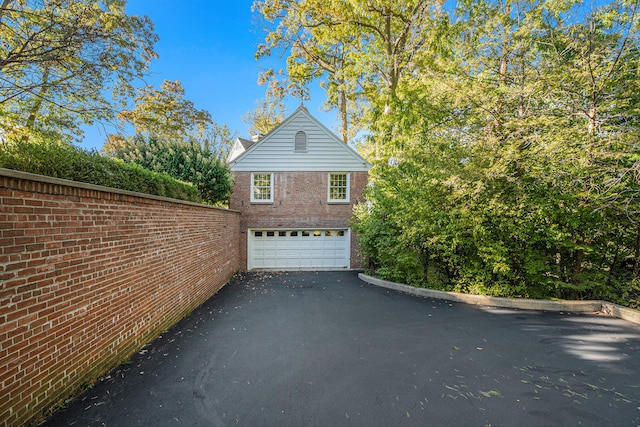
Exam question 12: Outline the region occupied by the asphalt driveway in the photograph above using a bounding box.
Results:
[42,271,640,427]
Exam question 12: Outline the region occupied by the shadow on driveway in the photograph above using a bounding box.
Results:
[42,271,640,427]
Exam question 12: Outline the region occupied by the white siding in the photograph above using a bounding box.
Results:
[227,139,245,163]
[229,107,371,172]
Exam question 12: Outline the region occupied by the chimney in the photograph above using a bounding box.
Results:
[251,134,263,142]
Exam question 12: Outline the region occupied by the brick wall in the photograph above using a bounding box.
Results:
[229,171,368,269]
[0,169,240,427]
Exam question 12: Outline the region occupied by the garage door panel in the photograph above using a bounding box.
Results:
[249,229,349,270]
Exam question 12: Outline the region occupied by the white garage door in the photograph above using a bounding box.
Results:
[248,229,350,270]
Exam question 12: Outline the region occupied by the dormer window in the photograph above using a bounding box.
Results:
[294,131,307,152]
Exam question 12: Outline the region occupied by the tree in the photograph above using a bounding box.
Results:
[104,79,235,159]
[0,0,158,142]
[111,79,235,157]
[103,79,235,204]
[254,0,357,142]
[253,0,447,141]
[351,0,640,306]
[115,80,211,141]
[242,77,286,136]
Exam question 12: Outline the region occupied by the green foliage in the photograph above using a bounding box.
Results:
[0,138,200,203]
[352,201,426,286]
[112,80,222,145]
[348,0,640,308]
[0,0,158,142]
[107,136,233,205]
[242,88,286,136]
[104,79,235,164]
[253,0,444,142]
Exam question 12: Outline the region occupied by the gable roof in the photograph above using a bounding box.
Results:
[228,137,259,163]
[228,105,372,172]
[238,137,257,150]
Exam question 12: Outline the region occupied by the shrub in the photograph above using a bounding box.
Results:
[0,139,201,203]
[107,136,233,205]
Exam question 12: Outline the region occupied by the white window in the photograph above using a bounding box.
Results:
[295,131,307,152]
[251,172,273,202]
[328,172,350,202]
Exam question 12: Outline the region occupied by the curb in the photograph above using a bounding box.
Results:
[358,273,640,326]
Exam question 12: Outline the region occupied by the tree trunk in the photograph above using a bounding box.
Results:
[634,223,640,278]
[22,66,50,141]
[607,247,619,286]
[383,8,399,102]
[573,248,583,284]
[338,89,348,143]
[0,0,13,20]
[493,0,510,138]
[587,104,597,135]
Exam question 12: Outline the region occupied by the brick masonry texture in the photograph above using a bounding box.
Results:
[229,171,368,269]
[0,169,240,427]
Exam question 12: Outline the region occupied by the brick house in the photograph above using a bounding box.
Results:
[228,105,371,270]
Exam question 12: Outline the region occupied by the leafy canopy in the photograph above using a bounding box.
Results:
[104,80,235,205]
[0,0,158,143]
[257,0,640,306]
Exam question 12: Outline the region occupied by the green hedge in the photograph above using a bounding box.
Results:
[0,139,201,203]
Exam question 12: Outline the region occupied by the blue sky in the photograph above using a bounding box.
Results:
[80,0,334,150]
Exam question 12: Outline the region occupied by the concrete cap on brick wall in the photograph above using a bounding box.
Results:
[0,168,239,213]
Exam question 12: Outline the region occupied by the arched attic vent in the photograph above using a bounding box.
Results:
[295,130,307,152]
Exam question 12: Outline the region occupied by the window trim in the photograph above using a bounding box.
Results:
[251,172,274,203]
[327,172,350,203]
